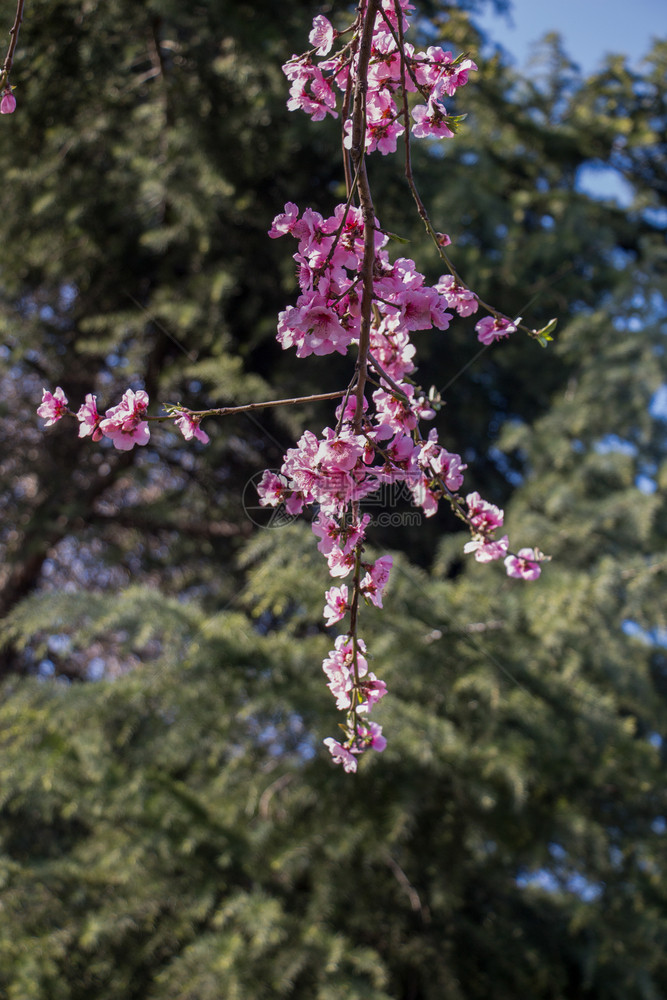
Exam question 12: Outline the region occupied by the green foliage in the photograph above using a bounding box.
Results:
[2,531,667,997]
[0,0,338,637]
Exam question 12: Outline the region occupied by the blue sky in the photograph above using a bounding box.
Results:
[476,0,666,205]
[477,0,665,74]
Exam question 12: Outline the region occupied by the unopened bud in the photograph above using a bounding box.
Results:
[1,90,16,115]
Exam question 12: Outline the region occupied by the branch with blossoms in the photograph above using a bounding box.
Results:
[37,0,550,772]
[36,386,352,450]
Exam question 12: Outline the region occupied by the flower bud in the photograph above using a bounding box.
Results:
[1,90,16,115]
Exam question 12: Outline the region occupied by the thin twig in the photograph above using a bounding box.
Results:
[0,0,25,91]
[368,350,411,404]
[349,0,380,433]
[173,389,348,420]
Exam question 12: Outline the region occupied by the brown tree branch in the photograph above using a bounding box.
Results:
[0,0,25,91]
[349,0,380,433]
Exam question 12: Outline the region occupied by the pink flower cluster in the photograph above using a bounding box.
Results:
[37,387,151,450]
[36,387,209,448]
[285,4,477,153]
[322,637,387,773]
[270,201,467,360]
[258,3,546,772]
[258,218,542,767]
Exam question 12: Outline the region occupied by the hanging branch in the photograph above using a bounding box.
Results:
[34,2,551,771]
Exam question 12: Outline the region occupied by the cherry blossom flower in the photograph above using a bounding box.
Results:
[464,535,509,563]
[257,471,290,508]
[323,738,358,772]
[505,548,542,581]
[277,293,352,358]
[358,721,387,752]
[418,429,466,492]
[324,584,349,626]
[37,387,68,425]
[361,555,393,608]
[309,15,335,56]
[326,546,357,579]
[76,394,103,441]
[359,676,388,712]
[411,90,455,140]
[466,492,504,534]
[475,315,517,345]
[283,58,338,121]
[175,412,209,444]
[99,389,150,451]
[268,202,302,239]
[435,274,479,317]
[322,635,362,710]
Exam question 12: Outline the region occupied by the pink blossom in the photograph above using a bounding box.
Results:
[418,429,466,491]
[435,274,478,317]
[359,675,388,712]
[372,386,418,433]
[380,0,415,31]
[326,546,357,579]
[323,738,358,772]
[37,387,68,425]
[76,394,103,441]
[411,91,455,140]
[312,512,370,563]
[277,292,352,358]
[409,473,440,517]
[324,584,349,626]
[368,30,405,87]
[311,512,340,556]
[463,535,509,563]
[357,90,405,155]
[504,548,542,581]
[322,635,368,707]
[475,315,517,345]
[359,720,386,752]
[414,48,477,96]
[361,555,393,609]
[413,46,455,89]
[309,15,335,56]
[1,91,16,115]
[280,430,320,504]
[442,57,478,95]
[316,427,365,473]
[268,202,301,239]
[397,284,451,332]
[174,412,210,444]
[99,389,150,451]
[466,492,504,534]
[257,471,288,507]
[284,58,338,121]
